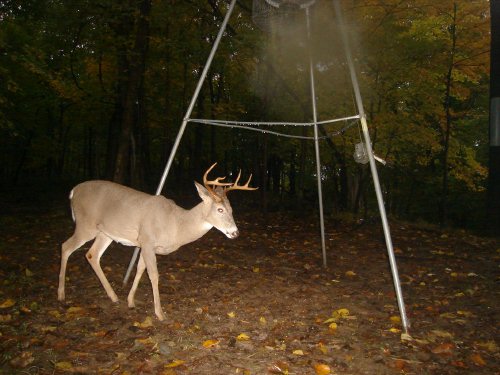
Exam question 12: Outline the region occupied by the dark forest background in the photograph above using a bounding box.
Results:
[0,0,492,231]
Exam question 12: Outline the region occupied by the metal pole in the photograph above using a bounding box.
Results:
[305,7,328,268]
[123,0,239,285]
[333,0,410,333]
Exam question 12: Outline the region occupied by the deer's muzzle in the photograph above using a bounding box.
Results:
[226,229,239,239]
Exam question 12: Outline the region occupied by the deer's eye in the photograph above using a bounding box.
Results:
[217,208,224,213]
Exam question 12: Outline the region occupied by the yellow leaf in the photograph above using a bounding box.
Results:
[134,316,154,329]
[259,316,267,325]
[314,363,331,375]
[0,299,15,309]
[292,349,304,356]
[345,270,356,277]
[48,310,61,318]
[475,340,498,353]
[328,322,338,331]
[40,326,57,333]
[66,306,84,315]
[324,308,350,324]
[25,268,34,277]
[165,359,185,368]
[335,308,350,317]
[390,315,401,324]
[227,311,236,318]
[237,333,250,341]
[55,361,73,370]
[202,339,219,348]
[135,337,156,346]
[253,267,260,273]
[317,342,328,354]
[389,327,401,333]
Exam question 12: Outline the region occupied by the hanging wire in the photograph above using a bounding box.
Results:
[187,115,360,140]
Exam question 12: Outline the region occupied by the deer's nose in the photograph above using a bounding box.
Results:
[227,230,239,239]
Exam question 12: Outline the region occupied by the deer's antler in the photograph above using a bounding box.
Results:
[203,163,232,202]
[223,170,258,196]
[203,163,258,201]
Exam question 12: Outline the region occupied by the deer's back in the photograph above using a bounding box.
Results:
[70,181,175,241]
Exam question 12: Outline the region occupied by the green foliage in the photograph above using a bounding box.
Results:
[0,0,491,229]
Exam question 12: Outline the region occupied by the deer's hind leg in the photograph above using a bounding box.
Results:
[85,232,117,302]
[58,228,96,301]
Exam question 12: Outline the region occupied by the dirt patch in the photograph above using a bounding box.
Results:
[0,208,498,374]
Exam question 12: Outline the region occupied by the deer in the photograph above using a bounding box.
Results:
[57,163,257,321]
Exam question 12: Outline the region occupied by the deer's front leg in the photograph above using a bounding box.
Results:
[127,254,146,308]
[142,247,166,321]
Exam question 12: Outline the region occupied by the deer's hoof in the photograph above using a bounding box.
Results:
[156,311,167,321]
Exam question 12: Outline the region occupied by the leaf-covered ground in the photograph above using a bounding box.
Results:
[0,203,498,374]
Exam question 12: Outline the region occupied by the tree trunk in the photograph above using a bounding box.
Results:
[439,2,457,227]
[488,0,500,235]
[113,0,152,185]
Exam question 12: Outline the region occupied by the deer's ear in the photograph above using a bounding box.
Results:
[195,181,212,202]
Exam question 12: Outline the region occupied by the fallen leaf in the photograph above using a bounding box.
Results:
[165,359,186,368]
[0,299,15,309]
[135,337,156,346]
[55,361,73,370]
[133,316,154,329]
[25,268,34,277]
[475,340,498,353]
[48,310,61,318]
[324,308,350,324]
[202,339,219,348]
[227,311,236,318]
[317,342,328,354]
[259,316,267,325]
[470,353,486,366]
[20,306,31,314]
[391,358,407,370]
[389,327,401,333]
[268,361,289,374]
[345,270,356,277]
[40,325,57,333]
[292,349,304,355]
[237,333,250,341]
[431,343,454,355]
[430,329,454,339]
[450,360,467,368]
[390,315,401,324]
[328,322,338,331]
[0,314,12,322]
[314,363,331,375]
[66,306,85,317]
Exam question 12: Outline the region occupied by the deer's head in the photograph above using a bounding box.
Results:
[195,163,257,239]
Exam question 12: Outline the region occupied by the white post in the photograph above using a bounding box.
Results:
[306,6,328,267]
[333,0,410,333]
[123,0,239,285]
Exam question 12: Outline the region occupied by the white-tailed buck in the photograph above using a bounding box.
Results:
[58,163,257,320]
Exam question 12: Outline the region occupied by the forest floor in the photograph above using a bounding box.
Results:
[0,201,499,374]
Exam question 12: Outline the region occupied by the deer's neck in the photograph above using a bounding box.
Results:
[176,202,213,245]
